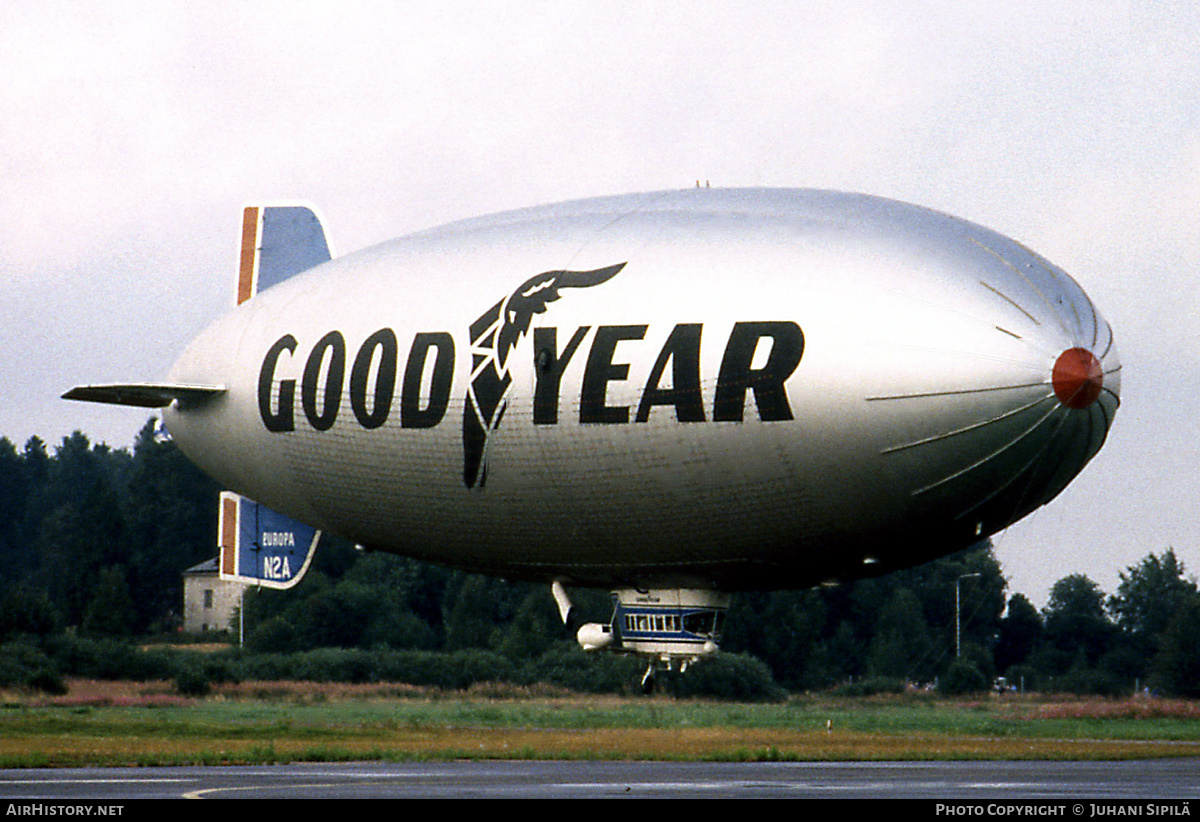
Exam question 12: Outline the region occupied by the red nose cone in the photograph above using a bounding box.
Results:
[1053,348,1104,409]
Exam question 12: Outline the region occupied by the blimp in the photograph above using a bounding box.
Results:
[66,188,1120,689]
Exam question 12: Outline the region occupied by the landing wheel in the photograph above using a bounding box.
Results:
[640,664,655,695]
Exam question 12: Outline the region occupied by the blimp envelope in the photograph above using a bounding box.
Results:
[217,491,320,589]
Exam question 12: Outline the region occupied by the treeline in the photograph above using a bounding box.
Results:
[1,421,1198,698]
[0,421,219,635]
[725,550,1200,697]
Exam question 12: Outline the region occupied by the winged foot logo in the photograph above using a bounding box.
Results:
[463,263,626,488]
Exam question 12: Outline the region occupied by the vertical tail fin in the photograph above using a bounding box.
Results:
[237,204,334,305]
[221,205,330,589]
[218,492,320,590]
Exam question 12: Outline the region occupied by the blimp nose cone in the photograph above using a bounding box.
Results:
[1053,347,1104,409]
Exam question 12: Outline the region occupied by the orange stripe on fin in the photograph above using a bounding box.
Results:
[219,494,239,577]
[237,206,260,305]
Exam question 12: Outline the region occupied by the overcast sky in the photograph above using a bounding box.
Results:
[2,1,1196,607]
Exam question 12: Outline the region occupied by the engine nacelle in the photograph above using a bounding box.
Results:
[576,622,614,651]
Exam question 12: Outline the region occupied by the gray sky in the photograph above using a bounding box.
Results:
[2,1,1196,607]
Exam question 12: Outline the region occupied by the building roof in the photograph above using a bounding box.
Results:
[184,557,219,576]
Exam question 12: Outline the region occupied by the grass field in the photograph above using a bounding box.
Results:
[2,679,1199,767]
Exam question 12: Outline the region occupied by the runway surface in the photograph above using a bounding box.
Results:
[1,759,1198,799]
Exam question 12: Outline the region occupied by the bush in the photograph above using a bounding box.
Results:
[290,648,375,683]
[671,654,787,702]
[233,652,296,681]
[442,650,516,690]
[44,636,176,681]
[521,647,643,694]
[830,676,906,696]
[1002,663,1039,693]
[1049,667,1127,697]
[175,665,212,696]
[245,617,299,654]
[0,590,60,639]
[0,641,65,693]
[28,668,67,695]
[368,649,517,690]
[368,650,449,687]
[940,660,989,695]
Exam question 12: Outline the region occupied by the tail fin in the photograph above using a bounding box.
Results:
[237,204,334,305]
[225,207,329,587]
[218,492,320,590]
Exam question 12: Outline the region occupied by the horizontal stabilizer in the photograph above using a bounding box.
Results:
[62,382,226,409]
[218,492,320,590]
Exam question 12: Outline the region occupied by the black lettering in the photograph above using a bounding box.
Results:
[301,330,346,431]
[262,320,802,435]
[713,321,804,422]
[635,323,705,423]
[580,325,646,424]
[259,334,297,432]
[402,332,454,428]
[533,326,590,424]
[349,328,398,429]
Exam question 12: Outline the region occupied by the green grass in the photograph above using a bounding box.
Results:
[1,681,1198,767]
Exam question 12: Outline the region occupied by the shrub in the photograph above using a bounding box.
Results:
[0,641,65,693]
[443,650,516,690]
[830,676,906,696]
[290,648,375,683]
[671,654,787,702]
[28,668,67,695]
[1002,663,1039,693]
[246,617,299,654]
[940,660,989,695]
[368,650,449,687]
[522,647,643,694]
[45,636,175,681]
[368,649,517,690]
[1050,667,1127,697]
[233,652,296,681]
[175,665,212,696]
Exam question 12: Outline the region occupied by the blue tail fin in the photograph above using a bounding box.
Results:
[237,204,333,304]
[218,492,320,589]
[219,206,330,589]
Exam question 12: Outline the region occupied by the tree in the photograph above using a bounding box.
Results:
[31,433,127,627]
[0,587,60,639]
[442,574,522,651]
[290,581,379,649]
[497,589,564,659]
[1109,549,1198,656]
[866,587,932,679]
[722,589,827,689]
[1037,573,1116,676]
[994,593,1042,674]
[0,438,29,590]
[1152,593,1200,697]
[121,419,220,631]
[941,658,989,694]
[82,566,136,637]
[721,541,1006,688]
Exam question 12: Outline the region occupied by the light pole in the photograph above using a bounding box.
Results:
[956,573,981,657]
